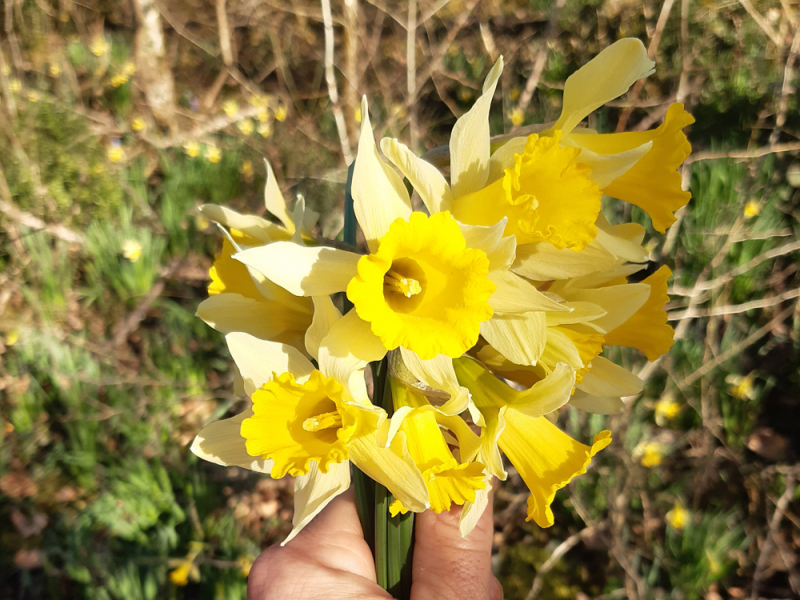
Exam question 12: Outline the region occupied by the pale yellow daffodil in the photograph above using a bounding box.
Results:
[196,160,319,353]
[453,357,611,528]
[191,309,429,544]
[233,98,568,370]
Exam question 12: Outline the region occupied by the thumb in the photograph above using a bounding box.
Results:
[410,496,502,600]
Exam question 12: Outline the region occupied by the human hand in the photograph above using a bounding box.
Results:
[247,489,502,600]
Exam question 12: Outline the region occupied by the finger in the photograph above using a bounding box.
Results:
[410,496,500,600]
[248,489,390,600]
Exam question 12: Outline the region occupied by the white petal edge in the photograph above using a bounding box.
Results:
[225,332,315,395]
[264,159,295,233]
[380,138,454,214]
[283,460,351,545]
[191,409,274,474]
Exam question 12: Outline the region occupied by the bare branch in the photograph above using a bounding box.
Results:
[321,0,354,165]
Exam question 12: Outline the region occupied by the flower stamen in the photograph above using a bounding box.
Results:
[384,269,422,298]
[302,411,343,432]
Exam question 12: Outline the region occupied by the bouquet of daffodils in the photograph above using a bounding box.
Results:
[191,39,692,595]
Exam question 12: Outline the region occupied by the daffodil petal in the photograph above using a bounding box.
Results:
[481,311,547,366]
[225,332,315,395]
[578,356,644,397]
[380,137,453,213]
[569,390,624,415]
[264,159,295,233]
[511,240,617,281]
[398,347,471,416]
[499,412,612,527]
[283,460,351,545]
[459,219,516,271]
[450,57,504,198]
[565,283,650,333]
[199,204,289,243]
[349,429,429,512]
[305,296,342,361]
[234,242,361,297]
[488,271,568,314]
[197,293,311,343]
[318,310,387,405]
[508,362,576,418]
[353,97,412,252]
[545,301,607,328]
[594,215,648,262]
[554,38,654,135]
[571,140,652,189]
[604,266,674,360]
[459,473,494,537]
[191,409,274,473]
[487,136,527,182]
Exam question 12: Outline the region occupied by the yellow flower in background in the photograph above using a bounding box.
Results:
[248,93,268,108]
[9,79,21,93]
[6,330,19,346]
[131,116,146,131]
[274,103,288,122]
[49,64,61,77]
[90,36,109,57]
[1,62,9,76]
[122,239,142,262]
[27,91,40,103]
[236,555,253,577]
[257,107,270,123]
[638,441,664,468]
[241,159,253,179]
[110,74,128,88]
[169,561,192,586]
[354,105,362,123]
[391,102,407,119]
[654,394,681,426]
[726,372,757,400]
[257,121,272,137]
[205,145,221,164]
[122,61,136,76]
[237,119,254,136]
[222,99,239,117]
[184,141,200,158]
[744,199,760,219]
[107,145,125,163]
[110,73,128,87]
[509,86,521,102]
[509,106,525,126]
[666,503,689,529]
[458,88,473,102]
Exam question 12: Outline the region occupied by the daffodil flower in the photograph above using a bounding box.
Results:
[453,357,611,528]
[382,38,693,285]
[196,160,317,356]
[191,308,429,543]
[233,98,567,372]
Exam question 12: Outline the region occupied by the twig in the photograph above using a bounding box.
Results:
[4,0,24,72]
[668,287,800,320]
[751,473,796,600]
[216,0,234,66]
[678,303,797,390]
[738,0,784,47]
[0,46,17,117]
[516,0,565,119]
[525,527,598,600]
[770,25,800,145]
[407,0,418,151]
[320,0,354,165]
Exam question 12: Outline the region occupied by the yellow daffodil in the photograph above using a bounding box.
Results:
[90,36,109,57]
[636,440,664,468]
[256,107,270,123]
[509,106,524,126]
[222,99,239,117]
[107,145,125,163]
[168,542,203,585]
[205,144,222,164]
[725,372,757,400]
[196,160,316,353]
[110,73,128,87]
[453,357,611,528]
[235,98,567,367]
[654,394,681,425]
[237,119,254,136]
[274,103,288,122]
[744,200,760,219]
[122,239,142,262]
[257,121,272,137]
[354,105,362,123]
[27,91,40,103]
[666,503,689,529]
[9,79,21,93]
[191,312,429,543]
[184,141,200,158]
[131,116,146,132]
[169,561,193,586]
[6,330,19,346]
[122,61,136,76]
[49,64,61,77]
[237,555,253,577]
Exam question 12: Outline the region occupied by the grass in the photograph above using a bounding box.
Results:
[1,0,799,599]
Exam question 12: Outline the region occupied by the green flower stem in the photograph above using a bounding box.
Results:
[343,159,413,599]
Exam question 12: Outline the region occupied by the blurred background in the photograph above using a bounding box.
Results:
[0,0,799,598]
